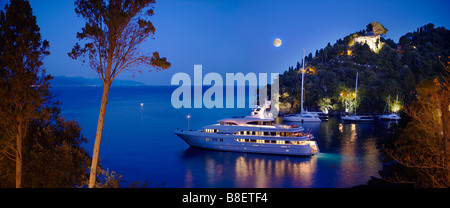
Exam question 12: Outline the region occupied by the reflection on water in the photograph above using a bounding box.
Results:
[181,148,318,188]
[234,155,318,188]
[180,118,386,188]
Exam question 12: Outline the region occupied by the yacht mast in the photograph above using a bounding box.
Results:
[354,72,358,116]
[301,48,305,114]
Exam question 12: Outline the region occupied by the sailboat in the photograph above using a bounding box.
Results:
[378,94,401,121]
[283,49,322,122]
[341,72,374,123]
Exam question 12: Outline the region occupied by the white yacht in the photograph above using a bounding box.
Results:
[341,72,374,123]
[283,112,322,122]
[174,102,320,156]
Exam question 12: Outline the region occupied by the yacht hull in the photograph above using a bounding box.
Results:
[341,116,374,123]
[283,116,321,122]
[174,130,319,156]
[378,114,401,121]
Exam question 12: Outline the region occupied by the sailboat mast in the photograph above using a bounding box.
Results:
[395,94,398,113]
[301,48,305,114]
[388,94,391,114]
[354,72,358,116]
[395,94,399,121]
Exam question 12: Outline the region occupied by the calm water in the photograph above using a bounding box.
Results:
[52,86,390,188]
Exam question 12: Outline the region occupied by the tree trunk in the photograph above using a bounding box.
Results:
[88,81,111,188]
[15,121,23,188]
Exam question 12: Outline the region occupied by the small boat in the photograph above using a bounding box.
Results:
[378,113,401,121]
[283,112,322,122]
[378,95,401,121]
[342,115,374,123]
[283,49,322,123]
[341,72,374,123]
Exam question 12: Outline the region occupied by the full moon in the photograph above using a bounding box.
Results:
[273,38,282,47]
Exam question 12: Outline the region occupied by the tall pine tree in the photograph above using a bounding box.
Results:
[0,0,51,188]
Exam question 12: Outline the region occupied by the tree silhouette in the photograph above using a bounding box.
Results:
[68,0,170,188]
[366,22,388,36]
[0,0,51,188]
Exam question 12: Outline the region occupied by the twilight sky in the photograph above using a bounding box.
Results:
[2,0,450,85]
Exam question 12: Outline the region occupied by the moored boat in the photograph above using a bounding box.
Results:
[174,100,319,156]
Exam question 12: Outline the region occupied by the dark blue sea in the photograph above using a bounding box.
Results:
[52,86,390,188]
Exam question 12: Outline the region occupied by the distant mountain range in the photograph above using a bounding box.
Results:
[50,76,146,86]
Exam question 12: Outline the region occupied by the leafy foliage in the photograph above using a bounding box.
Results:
[383,74,449,188]
[0,107,92,188]
[68,0,170,83]
[367,22,388,35]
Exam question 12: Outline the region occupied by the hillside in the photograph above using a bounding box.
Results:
[279,22,450,114]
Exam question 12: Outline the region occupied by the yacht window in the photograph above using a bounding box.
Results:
[246,121,273,125]
[246,121,259,125]
[293,132,301,137]
[291,141,308,145]
[205,129,219,133]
